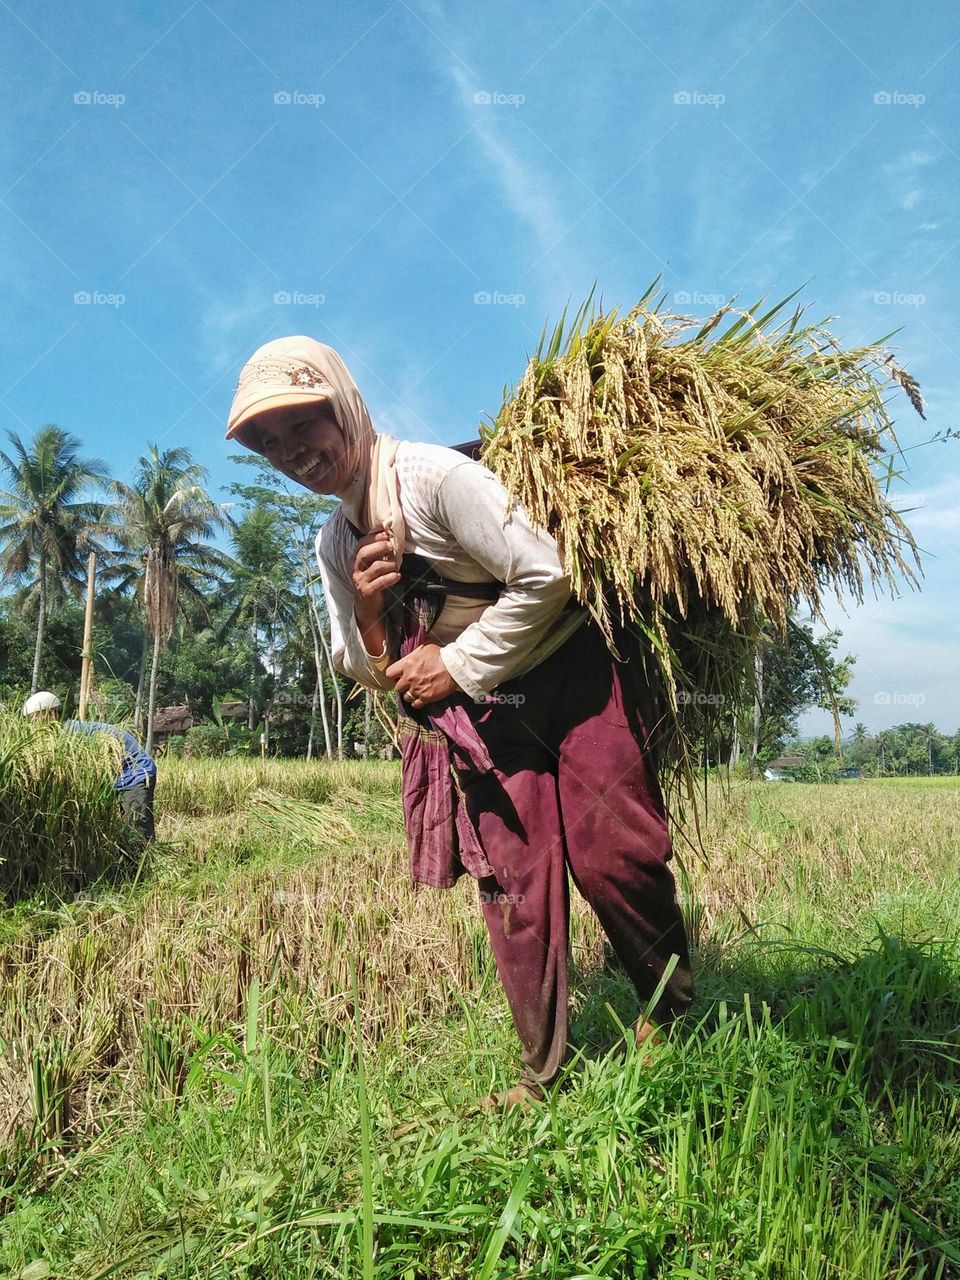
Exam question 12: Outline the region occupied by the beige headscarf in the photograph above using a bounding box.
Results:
[226,336,405,561]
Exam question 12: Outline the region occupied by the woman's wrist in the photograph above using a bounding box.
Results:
[355,602,388,658]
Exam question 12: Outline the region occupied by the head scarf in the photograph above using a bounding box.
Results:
[226,336,405,561]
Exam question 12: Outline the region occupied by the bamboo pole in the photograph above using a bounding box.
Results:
[78,552,97,720]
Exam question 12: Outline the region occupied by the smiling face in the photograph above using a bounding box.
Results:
[250,401,352,495]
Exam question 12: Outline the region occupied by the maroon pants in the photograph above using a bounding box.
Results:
[453,619,694,1085]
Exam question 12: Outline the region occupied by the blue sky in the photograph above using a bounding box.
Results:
[1,0,957,733]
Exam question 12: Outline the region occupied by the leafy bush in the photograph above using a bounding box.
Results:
[182,722,256,758]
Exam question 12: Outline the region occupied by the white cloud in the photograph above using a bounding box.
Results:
[900,189,922,209]
[798,592,960,736]
[890,477,960,549]
[882,149,937,176]
[794,469,960,734]
[413,2,572,270]
[200,289,277,373]
[457,95,569,259]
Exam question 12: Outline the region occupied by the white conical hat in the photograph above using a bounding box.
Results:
[23,691,62,716]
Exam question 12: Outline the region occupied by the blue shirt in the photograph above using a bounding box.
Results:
[64,720,157,790]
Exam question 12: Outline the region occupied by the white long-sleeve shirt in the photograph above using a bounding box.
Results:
[315,441,586,700]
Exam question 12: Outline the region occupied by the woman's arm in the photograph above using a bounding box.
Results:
[315,522,396,692]
[431,462,574,700]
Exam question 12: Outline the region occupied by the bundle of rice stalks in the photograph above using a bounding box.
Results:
[481,284,923,785]
[0,713,136,901]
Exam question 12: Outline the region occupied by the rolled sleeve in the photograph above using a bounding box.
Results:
[315,523,395,692]
[434,463,572,697]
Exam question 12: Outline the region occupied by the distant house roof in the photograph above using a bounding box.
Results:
[218,700,247,721]
[152,704,194,734]
[766,755,804,771]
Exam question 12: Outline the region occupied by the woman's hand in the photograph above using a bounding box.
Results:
[352,530,400,655]
[387,644,459,709]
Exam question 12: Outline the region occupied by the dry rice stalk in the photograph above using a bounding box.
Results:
[247,787,359,847]
[481,285,923,786]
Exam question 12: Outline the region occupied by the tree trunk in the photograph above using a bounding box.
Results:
[306,677,320,761]
[31,552,47,694]
[318,624,344,759]
[750,647,764,768]
[133,627,149,735]
[363,690,372,758]
[309,587,341,759]
[248,607,258,731]
[145,631,162,756]
[316,632,333,760]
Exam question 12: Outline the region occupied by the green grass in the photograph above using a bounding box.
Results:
[1,761,958,1278]
[862,775,960,787]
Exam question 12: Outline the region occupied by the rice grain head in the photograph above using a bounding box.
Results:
[481,287,923,796]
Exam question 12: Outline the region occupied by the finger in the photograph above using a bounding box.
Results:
[354,563,397,591]
[355,557,400,583]
[360,562,400,583]
[356,537,393,562]
[359,535,392,555]
[355,541,395,570]
[358,569,401,597]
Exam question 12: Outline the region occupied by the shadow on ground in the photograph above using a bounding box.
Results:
[570,931,960,1094]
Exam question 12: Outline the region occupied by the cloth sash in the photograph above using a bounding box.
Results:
[395,560,499,888]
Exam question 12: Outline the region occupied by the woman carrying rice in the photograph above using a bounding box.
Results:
[226,336,693,1108]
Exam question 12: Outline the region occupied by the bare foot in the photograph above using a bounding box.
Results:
[471,1080,545,1114]
[635,1018,666,1063]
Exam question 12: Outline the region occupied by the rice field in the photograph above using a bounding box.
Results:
[1,752,959,1279]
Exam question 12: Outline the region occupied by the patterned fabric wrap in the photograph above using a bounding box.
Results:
[395,571,497,888]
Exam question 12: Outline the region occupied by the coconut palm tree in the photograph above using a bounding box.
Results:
[224,502,298,731]
[102,446,231,753]
[876,727,902,777]
[0,426,109,692]
[226,454,341,755]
